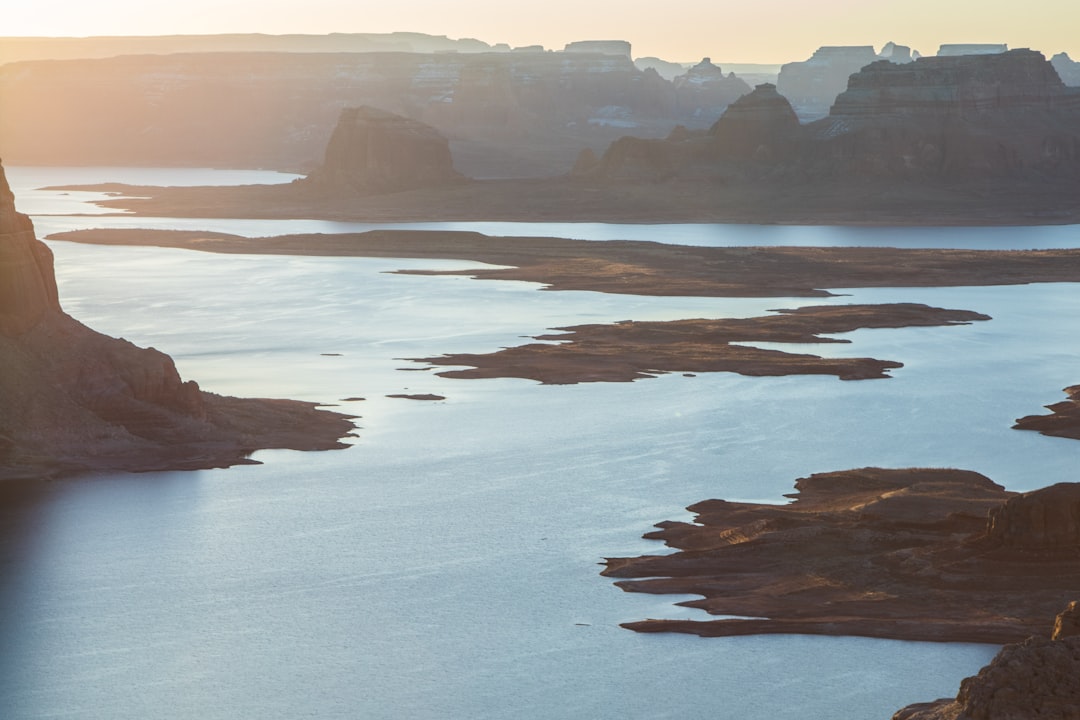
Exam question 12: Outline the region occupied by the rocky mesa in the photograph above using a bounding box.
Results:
[586,49,1080,184]
[0,161,355,481]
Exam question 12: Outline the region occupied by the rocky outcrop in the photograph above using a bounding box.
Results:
[0,160,354,480]
[580,83,797,180]
[303,106,463,194]
[806,49,1080,179]
[586,50,1080,185]
[672,58,752,121]
[893,605,1080,720]
[777,45,880,119]
[0,167,59,336]
[1053,52,1080,86]
[603,468,1080,643]
[1014,386,1080,439]
[411,304,989,384]
[987,483,1080,553]
[706,83,801,161]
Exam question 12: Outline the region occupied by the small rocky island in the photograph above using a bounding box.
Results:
[604,468,1080,644]
[0,161,355,481]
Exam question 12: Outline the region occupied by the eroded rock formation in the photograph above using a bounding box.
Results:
[586,49,1080,185]
[1052,52,1080,86]
[1014,386,1080,440]
[303,106,463,194]
[410,304,989,384]
[893,604,1080,720]
[603,468,1080,643]
[0,161,354,480]
[776,45,879,119]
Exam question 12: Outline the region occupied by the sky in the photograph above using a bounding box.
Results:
[5,0,1078,64]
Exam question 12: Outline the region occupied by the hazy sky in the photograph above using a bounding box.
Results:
[6,0,1078,63]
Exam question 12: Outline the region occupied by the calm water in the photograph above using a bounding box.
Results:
[6,167,1080,719]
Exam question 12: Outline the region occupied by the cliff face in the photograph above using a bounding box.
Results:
[0,167,59,336]
[809,50,1080,179]
[587,50,1080,185]
[777,45,881,120]
[0,50,746,178]
[0,161,353,480]
[303,106,463,194]
[1053,52,1080,86]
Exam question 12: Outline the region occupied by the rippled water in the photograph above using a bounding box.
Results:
[5,167,1077,719]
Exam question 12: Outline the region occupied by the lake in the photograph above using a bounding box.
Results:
[4,167,1078,719]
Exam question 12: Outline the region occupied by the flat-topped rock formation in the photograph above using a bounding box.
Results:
[302,106,463,194]
[410,303,989,384]
[0,161,354,481]
[0,49,742,177]
[603,468,1080,644]
[937,43,1008,57]
[893,604,1080,719]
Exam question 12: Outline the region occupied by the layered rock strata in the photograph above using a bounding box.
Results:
[603,469,1080,643]
[776,45,880,119]
[0,162,354,480]
[1014,386,1080,440]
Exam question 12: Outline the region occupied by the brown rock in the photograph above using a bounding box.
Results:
[0,160,355,480]
[1053,601,1080,640]
[304,106,464,194]
[893,633,1080,719]
[603,468,1080,644]
[987,483,1080,553]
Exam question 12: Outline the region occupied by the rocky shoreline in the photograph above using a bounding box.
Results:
[0,162,356,481]
[411,304,988,384]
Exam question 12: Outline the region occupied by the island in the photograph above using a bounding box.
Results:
[0,161,355,481]
[602,468,1080,645]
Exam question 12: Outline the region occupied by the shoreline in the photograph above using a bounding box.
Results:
[39,177,1080,227]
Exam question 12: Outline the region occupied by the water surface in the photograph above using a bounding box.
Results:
[5,168,1078,719]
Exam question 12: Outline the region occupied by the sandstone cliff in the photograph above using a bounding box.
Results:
[303,106,463,194]
[0,161,354,480]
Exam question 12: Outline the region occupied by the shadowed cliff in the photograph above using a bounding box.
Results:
[0,161,355,481]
